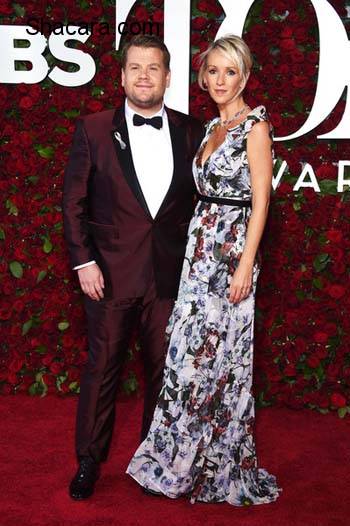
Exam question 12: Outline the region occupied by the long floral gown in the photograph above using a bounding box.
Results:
[126,105,282,505]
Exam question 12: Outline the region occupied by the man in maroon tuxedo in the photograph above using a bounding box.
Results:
[63,35,203,500]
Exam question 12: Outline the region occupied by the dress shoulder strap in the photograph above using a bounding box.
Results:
[242,105,274,140]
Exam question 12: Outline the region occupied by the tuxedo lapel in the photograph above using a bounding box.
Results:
[155,107,187,219]
[111,107,152,219]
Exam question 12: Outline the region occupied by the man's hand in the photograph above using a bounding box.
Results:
[77,264,104,301]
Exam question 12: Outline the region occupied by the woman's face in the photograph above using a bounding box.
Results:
[203,49,243,106]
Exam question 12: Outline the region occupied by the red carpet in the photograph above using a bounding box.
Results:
[0,395,349,526]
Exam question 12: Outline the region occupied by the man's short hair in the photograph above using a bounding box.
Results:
[121,35,171,70]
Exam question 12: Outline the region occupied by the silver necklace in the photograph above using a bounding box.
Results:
[220,104,250,127]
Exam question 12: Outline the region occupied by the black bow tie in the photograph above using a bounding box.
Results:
[133,114,163,129]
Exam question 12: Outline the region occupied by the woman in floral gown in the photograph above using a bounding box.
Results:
[127,34,282,506]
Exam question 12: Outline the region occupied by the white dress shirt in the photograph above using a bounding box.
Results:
[73,99,174,270]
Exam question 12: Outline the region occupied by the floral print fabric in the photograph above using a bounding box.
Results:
[126,106,282,505]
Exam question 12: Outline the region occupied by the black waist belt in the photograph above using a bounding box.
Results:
[198,194,252,207]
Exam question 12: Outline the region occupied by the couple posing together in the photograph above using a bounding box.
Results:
[63,33,282,506]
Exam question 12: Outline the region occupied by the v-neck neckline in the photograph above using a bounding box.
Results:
[199,106,258,169]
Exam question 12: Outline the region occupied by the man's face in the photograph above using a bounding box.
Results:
[122,46,171,113]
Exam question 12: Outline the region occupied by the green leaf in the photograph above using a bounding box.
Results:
[314,364,325,383]
[320,179,338,195]
[9,261,23,278]
[69,381,79,392]
[318,233,327,244]
[56,373,68,390]
[293,200,302,211]
[0,227,5,240]
[28,382,40,396]
[35,371,44,383]
[54,126,68,134]
[58,321,70,331]
[313,253,330,272]
[5,199,18,216]
[27,175,39,184]
[256,390,271,408]
[37,270,47,283]
[13,3,26,17]
[293,97,304,113]
[312,277,323,290]
[122,372,139,395]
[338,406,348,418]
[36,145,55,159]
[34,345,47,354]
[63,109,80,118]
[43,238,53,254]
[91,86,105,96]
[318,408,329,415]
[22,319,33,335]
[304,226,313,238]
[295,289,306,300]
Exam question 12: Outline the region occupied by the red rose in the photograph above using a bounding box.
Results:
[290,50,305,63]
[49,362,62,375]
[7,373,19,385]
[327,363,341,381]
[101,53,113,66]
[280,38,296,51]
[60,383,70,394]
[134,5,149,22]
[292,75,309,88]
[326,229,343,243]
[192,17,208,31]
[315,164,336,180]
[67,368,80,382]
[62,334,75,348]
[42,374,56,387]
[315,348,327,360]
[307,51,319,63]
[280,27,293,38]
[326,245,344,263]
[197,0,221,16]
[332,262,346,276]
[86,100,104,113]
[19,96,34,110]
[153,10,163,23]
[9,358,23,373]
[247,76,261,91]
[313,332,328,344]
[327,284,345,299]
[317,393,330,409]
[307,355,320,368]
[284,363,296,377]
[330,393,347,408]
[191,33,202,46]
[2,282,15,295]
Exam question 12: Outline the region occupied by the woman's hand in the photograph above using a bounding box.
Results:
[228,262,253,304]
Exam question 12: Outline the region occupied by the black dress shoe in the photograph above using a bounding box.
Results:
[69,457,100,500]
[142,487,163,496]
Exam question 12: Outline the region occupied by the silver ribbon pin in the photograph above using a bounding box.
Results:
[114,131,126,150]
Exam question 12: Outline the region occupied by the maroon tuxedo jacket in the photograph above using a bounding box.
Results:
[62,105,204,299]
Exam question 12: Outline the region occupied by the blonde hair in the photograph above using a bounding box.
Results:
[198,34,253,97]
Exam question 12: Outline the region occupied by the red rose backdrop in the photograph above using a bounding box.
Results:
[1,0,350,417]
